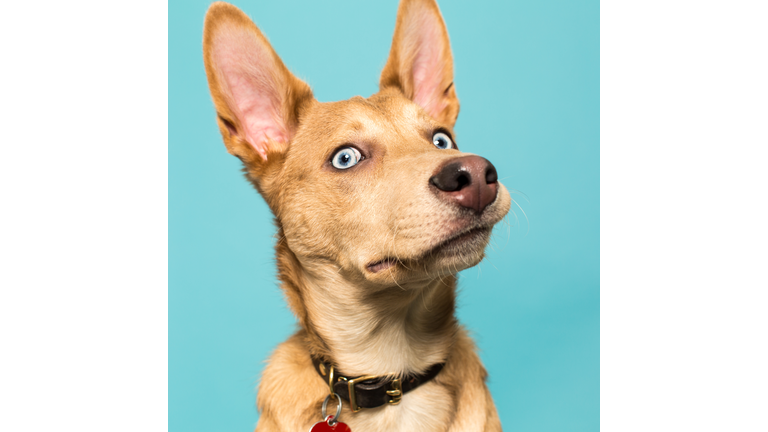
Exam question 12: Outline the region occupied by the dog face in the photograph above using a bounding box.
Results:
[203,0,511,290]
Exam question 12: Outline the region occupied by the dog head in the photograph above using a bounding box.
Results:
[203,0,511,290]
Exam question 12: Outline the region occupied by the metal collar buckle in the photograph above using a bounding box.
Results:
[386,378,402,405]
[343,375,376,413]
[342,375,402,412]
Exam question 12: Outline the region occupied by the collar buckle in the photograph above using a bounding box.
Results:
[386,378,402,405]
[344,375,379,412]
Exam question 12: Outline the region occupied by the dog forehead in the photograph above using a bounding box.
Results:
[294,92,433,150]
[363,91,434,132]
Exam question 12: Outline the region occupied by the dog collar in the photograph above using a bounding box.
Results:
[311,357,444,412]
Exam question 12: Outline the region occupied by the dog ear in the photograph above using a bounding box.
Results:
[203,2,313,171]
[380,0,459,127]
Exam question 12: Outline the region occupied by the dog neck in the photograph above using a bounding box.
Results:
[305,272,457,377]
[276,233,457,377]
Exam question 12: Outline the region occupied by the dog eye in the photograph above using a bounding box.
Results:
[432,132,454,150]
[331,147,362,169]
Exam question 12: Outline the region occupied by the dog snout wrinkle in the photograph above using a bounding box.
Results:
[430,156,499,213]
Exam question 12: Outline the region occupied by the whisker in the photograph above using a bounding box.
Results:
[482,254,501,274]
[509,197,530,236]
[507,188,530,203]
[507,205,520,229]
[489,222,509,252]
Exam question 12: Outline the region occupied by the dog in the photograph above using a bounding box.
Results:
[202,0,511,430]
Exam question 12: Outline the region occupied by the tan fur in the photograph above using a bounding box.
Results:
[202,1,510,430]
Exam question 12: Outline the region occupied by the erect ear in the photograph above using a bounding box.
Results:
[379,0,459,127]
[203,2,313,168]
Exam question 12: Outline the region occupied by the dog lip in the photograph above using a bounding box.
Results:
[425,225,490,257]
[367,220,495,274]
[367,257,397,273]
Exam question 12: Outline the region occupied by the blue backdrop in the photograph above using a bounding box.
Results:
[170,0,598,430]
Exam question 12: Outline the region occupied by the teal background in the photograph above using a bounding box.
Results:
[170,0,598,430]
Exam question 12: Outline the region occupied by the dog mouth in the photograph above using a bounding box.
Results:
[427,226,491,257]
[366,225,492,274]
[367,258,399,273]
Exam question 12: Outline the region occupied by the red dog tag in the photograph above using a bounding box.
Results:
[309,415,351,432]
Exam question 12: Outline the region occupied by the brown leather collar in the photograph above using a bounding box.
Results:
[311,357,444,412]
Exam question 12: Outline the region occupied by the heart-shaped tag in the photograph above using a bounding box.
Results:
[309,415,351,432]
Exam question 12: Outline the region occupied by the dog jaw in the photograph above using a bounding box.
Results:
[365,181,512,283]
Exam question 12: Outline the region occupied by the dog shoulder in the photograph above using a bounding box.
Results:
[440,327,502,431]
[256,331,325,431]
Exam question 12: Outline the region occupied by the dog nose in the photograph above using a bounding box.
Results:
[429,155,498,213]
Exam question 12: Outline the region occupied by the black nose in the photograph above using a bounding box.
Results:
[429,156,498,213]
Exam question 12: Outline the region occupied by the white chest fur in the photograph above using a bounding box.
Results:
[343,382,453,432]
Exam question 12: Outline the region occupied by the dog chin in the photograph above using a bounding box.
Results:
[422,226,491,272]
[365,226,492,282]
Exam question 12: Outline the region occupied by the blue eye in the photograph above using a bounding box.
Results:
[331,147,362,169]
[432,132,453,150]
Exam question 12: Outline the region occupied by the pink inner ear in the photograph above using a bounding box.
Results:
[408,7,449,119]
[214,28,289,160]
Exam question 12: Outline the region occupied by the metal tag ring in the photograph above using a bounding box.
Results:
[322,393,342,425]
